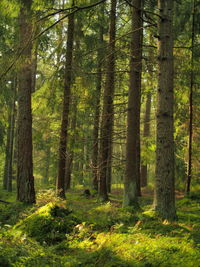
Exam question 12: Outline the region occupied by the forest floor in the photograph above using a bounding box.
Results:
[0,187,200,266]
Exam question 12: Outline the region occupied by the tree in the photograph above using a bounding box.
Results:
[123,0,143,207]
[57,3,75,199]
[92,10,104,192]
[141,92,151,187]
[99,0,117,202]
[6,78,16,192]
[141,34,154,187]
[186,0,196,194]
[65,98,78,190]
[17,0,35,203]
[154,0,176,220]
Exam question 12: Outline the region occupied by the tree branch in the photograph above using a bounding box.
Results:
[0,0,107,81]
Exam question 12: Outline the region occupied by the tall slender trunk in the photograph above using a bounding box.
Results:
[43,139,51,185]
[4,78,16,191]
[65,100,77,190]
[17,0,35,203]
[31,41,38,93]
[7,78,17,192]
[57,8,75,199]
[154,0,176,220]
[186,0,196,194]
[106,146,112,193]
[65,155,73,190]
[99,0,116,202]
[141,93,151,187]
[3,111,12,190]
[123,0,143,207]
[92,21,104,192]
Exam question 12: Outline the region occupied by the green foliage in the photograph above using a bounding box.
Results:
[0,202,30,225]
[0,0,20,18]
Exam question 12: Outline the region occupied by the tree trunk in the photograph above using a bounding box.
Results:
[57,8,75,199]
[3,78,16,190]
[154,0,176,220]
[186,0,196,194]
[31,40,38,93]
[123,0,143,207]
[99,0,116,202]
[7,78,17,192]
[3,111,12,190]
[141,92,151,187]
[17,0,35,203]
[65,154,73,190]
[65,99,77,190]
[92,20,104,192]
[43,139,51,185]
[106,146,112,193]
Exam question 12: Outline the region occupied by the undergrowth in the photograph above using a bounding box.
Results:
[0,188,200,266]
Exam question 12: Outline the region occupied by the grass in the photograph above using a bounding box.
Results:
[0,188,200,266]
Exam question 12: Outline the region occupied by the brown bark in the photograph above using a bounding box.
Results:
[3,111,11,190]
[186,0,196,194]
[92,19,104,192]
[17,0,35,203]
[65,99,77,190]
[3,79,16,191]
[141,92,151,187]
[57,8,75,199]
[123,0,143,207]
[99,0,116,202]
[7,78,17,192]
[65,154,73,190]
[106,147,112,193]
[31,41,38,93]
[154,0,176,220]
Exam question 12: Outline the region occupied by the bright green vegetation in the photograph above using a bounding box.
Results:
[0,189,200,266]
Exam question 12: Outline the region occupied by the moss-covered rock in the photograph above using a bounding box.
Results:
[16,202,80,244]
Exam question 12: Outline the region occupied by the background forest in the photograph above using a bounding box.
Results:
[0,0,200,266]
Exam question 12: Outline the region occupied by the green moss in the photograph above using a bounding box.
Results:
[16,202,80,244]
[85,202,139,230]
[1,188,200,266]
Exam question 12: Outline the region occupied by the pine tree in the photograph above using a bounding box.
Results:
[154,0,176,220]
[123,0,143,207]
[17,0,35,203]
[99,0,117,202]
[57,5,75,199]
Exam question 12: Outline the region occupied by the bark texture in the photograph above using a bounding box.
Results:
[92,21,104,192]
[4,79,17,191]
[65,100,77,190]
[141,92,151,187]
[57,9,75,199]
[154,0,176,220]
[17,0,35,203]
[186,0,196,194]
[123,0,143,207]
[3,111,12,190]
[99,0,116,202]
[7,79,16,192]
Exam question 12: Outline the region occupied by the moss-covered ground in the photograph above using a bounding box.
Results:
[0,188,200,266]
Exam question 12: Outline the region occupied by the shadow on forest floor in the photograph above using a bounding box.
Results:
[1,188,200,266]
